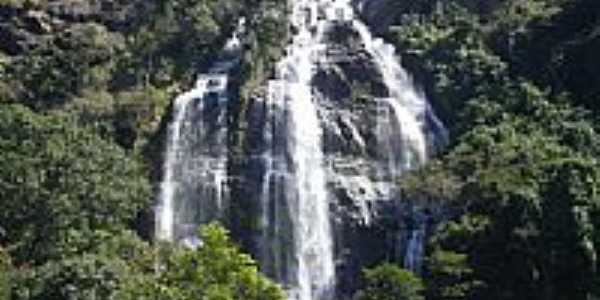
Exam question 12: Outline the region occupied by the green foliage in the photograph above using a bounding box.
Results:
[404,117,600,299]
[1,3,289,299]
[118,223,286,300]
[2,0,288,154]
[239,5,287,100]
[162,223,285,300]
[11,224,283,300]
[115,0,244,88]
[12,230,157,300]
[3,1,600,300]
[484,0,600,112]
[0,104,151,264]
[426,249,481,300]
[391,4,600,296]
[355,264,424,300]
[7,23,124,109]
[388,5,509,133]
[112,86,171,149]
[390,0,600,134]
[2,0,261,153]
[14,254,131,300]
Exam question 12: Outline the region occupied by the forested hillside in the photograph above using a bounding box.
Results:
[1,0,599,299]
[390,1,600,299]
[0,0,288,298]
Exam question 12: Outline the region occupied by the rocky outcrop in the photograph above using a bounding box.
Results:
[155,1,450,298]
[232,20,448,298]
[354,0,405,34]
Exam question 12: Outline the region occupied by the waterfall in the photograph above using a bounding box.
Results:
[156,18,245,246]
[156,80,207,242]
[350,2,446,274]
[340,0,446,274]
[259,80,290,283]
[353,17,428,174]
[258,0,446,295]
[156,0,447,297]
[259,2,335,299]
[404,227,426,273]
[403,210,427,274]
[156,75,230,247]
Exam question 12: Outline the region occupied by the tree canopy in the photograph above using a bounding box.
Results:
[0,104,151,264]
[392,1,600,299]
[354,264,424,300]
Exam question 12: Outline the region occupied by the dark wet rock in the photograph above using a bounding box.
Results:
[231,19,450,298]
[0,24,41,55]
[23,10,52,34]
[354,0,405,35]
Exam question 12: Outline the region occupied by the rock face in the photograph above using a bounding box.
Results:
[157,1,449,299]
[354,0,405,34]
[235,20,447,298]
[313,26,446,297]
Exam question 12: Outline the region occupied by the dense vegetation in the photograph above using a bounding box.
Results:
[388,0,600,299]
[355,264,425,300]
[0,0,287,299]
[1,0,599,299]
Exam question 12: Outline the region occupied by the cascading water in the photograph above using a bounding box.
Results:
[352,11,431,178]
[259,2,335,299]
[156,75,230,247]
[157,0,447,297]
[259,0,446,295]
[348,2,447,274]
[403,209,427,274]
[157,80,207,242]
[156,19,244,246]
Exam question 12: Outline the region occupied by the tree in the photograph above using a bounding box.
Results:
[537,159,598,300]
[411,120,600,300]
[163,223,286,300]
[12,229,158,300]
[426,249,482,300]
[387,1,600,299]
[118,223,286,300]
[8,23,124,109]
[354,264,424,300]
[0,104,151,264]
[14,254,131,300]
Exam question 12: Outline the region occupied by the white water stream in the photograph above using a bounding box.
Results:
[157,1,446,298]
[261,2,335,298]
